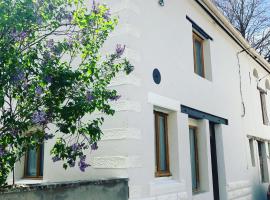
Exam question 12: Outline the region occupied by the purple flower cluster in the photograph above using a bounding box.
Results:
[11,70,25,83]
[35,86,43,96]
[103,9,111,20]
[109,95,121,101]
[11,129,18,137]
[91,142,98,150]
[11,30,27,41]
[78,155,90,172]
[92,1,100,14]
[44,75,52,83]
[86,91,94,102]
[52,156,61,162]
[0,146,5,156]
[46,39,54,49]
[71,143,86,152]
[44,133,54,140]
[115,44,126,58]
[32,110,47,124]
[66,13,73,23]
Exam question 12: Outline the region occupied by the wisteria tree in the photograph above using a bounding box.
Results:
[0,0,133,186]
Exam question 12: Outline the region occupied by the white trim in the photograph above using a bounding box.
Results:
[101,128,141,141]
[148,92,180,111]
[91,156,142,169]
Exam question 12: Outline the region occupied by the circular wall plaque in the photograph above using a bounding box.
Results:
[153,68,161,84]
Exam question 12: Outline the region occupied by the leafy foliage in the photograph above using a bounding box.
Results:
[0,0,133,186]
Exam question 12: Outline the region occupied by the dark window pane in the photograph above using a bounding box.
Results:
[260,92,269,125]
[26,148,37,177]
[194,40,204,77]
[189,127,199,191]
[158,115,167,171]
[40,144,44,176]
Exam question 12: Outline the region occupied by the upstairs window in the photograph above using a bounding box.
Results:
[154,111,171,177]
[25,144,44,178]
[259,91,269,125]
[193,32,205,78]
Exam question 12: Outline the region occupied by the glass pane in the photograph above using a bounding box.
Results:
[194,40,204,77]
[159,115,167,171]
[189,128,198,190]
[26,148,37,177]
[39,144,44,176]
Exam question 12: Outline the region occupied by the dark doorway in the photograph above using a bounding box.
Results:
[209,122,220,200]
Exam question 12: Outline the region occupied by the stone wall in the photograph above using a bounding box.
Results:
[0,178,128,200]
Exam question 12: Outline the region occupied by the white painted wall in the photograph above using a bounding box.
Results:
[10,0,270,200]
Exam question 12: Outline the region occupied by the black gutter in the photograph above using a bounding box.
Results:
[194,0,270,74]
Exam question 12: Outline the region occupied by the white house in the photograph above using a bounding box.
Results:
[9,0,270,199]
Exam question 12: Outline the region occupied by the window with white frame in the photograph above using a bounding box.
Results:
[249,139,255,167]
[257,141,269,183]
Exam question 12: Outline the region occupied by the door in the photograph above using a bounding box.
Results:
[210,122,220,200]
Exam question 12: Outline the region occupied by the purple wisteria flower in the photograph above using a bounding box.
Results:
[37,16,43,25]
[46,39,54,49]
[43,51,51,60]
[10,129,18,137]
[71,143,79,151]
[86,91,94,102]
[32,110,47,124]
[52,156,61,162]
[91,142,98,150]
[11,70,25,83]
[19,32,27,40]
[35,86,43,96]
[66,13,73,23]
[92,0,100,14]
[0,146,5,156]
[11,30,27,41]
[109,95,121,101]
[44,133,54,140]
[103,9,111,20]
[44,75,52,83]
[78,155,90,172]
[115,44,126,58]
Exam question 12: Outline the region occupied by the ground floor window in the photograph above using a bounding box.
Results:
[249,139,255,167]
[25,144,44,178]
[154,111,171,177]
[257,141,268,182]
[189,126,200,192]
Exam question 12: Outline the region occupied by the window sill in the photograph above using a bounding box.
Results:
[15,179,48,185]
[149,177,185,196]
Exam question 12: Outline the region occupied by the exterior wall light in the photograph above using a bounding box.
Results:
[159,0,164,6]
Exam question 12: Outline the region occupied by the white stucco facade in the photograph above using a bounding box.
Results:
[10,0,270,199]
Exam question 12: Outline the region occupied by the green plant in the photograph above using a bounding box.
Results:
[0,0,133,186]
